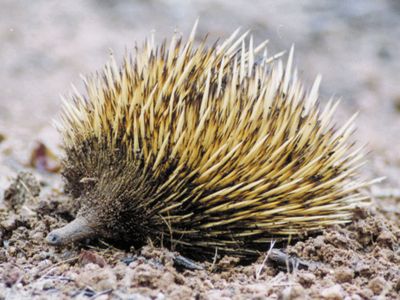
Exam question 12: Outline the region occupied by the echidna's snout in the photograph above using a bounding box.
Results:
[46,216,97,246]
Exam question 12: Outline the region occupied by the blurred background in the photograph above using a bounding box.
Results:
[0,0,399,190]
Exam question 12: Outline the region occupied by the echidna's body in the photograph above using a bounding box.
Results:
[47,26,372,256]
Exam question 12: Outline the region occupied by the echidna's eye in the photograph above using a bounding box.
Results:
[46,232,61,245]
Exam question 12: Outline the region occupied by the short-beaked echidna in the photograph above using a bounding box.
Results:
[46,25,375,257]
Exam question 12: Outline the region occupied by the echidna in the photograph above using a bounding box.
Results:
[46,24,375,257]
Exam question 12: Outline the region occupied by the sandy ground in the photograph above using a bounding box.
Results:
[0,0,399,299]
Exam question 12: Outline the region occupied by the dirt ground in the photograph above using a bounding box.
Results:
[0,1,399,299]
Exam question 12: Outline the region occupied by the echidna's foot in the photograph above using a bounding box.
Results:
[267,249,316,272]
[173,255,204,270]
[46,217,96,246]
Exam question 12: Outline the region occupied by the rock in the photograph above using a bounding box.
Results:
[334,267,354,283]
[155,292,165,300]
[298,272,316,286]
[368,276,387,295]
[358,288,374,299]
[79,250,107,268]
[313,235,325,248]
[280,284,305,300]
[0,214,17,231]
[377,231,395,248]
[42,279,54,290]
[320,284,344,300]
[349,294,362,300]
[30,231,44,240]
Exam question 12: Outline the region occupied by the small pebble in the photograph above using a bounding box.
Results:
[320,284,344,300]
[37,259,52,269]
[334,267,354,283]
[313,236,325,248]
[349,294,362,300]
[42,280,54,290]
[1,216,17,231]
[358,288,373,299]
[155,292,165,300]
[377,231,395,248]
[8,246,17,255]
[31,231,44,240]
[280,284,305,300]
[298,272,316,286]
[368,276,387,295]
